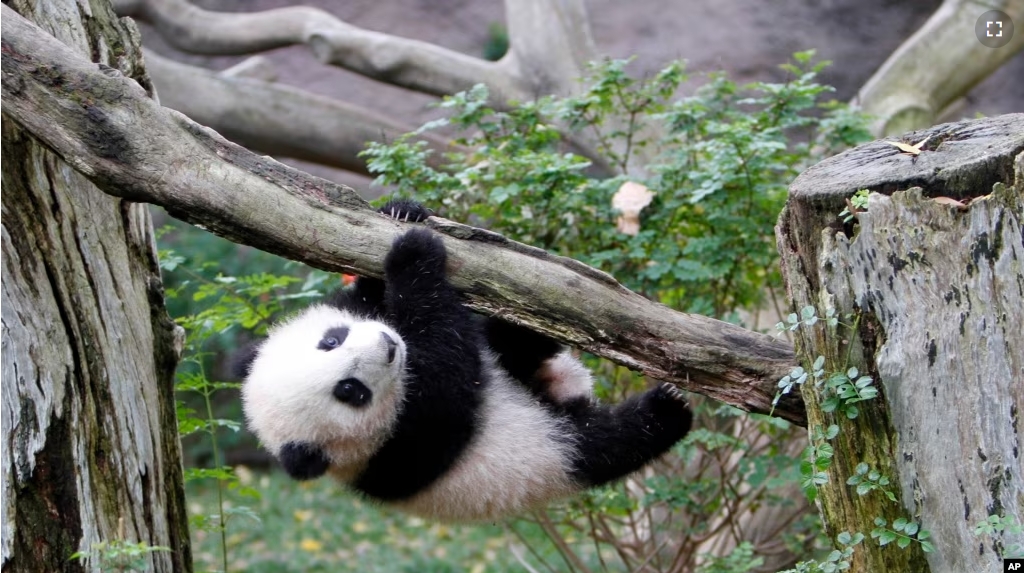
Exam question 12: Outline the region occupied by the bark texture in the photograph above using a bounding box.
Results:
[777,114,1024,572]
[0,1,190,571]
[1,5,803,424]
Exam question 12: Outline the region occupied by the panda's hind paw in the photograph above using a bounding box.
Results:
[378,199,432,223]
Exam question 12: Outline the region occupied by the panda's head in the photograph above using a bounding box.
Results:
[240,305,407,472]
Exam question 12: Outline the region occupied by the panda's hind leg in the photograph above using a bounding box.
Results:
[485,318,593,404]
[562,384,692,487]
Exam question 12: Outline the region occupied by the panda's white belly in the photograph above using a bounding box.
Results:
[391,370,580,522]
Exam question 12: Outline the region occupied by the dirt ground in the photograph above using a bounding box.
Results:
[141,0,1024,190]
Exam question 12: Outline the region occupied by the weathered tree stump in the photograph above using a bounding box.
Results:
[777,114,1023,572]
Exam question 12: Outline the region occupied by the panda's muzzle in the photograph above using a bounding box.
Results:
[334,378,372,408]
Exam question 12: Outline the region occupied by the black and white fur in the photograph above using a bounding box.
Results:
[237,200,692,521]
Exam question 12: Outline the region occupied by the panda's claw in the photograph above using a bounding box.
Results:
[378,199,432,223]
[660,382,688,404]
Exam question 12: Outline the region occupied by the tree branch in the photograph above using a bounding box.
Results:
[113,0,528,101]
[854,0,1024,136]
[0,5,803,424]
[145,51,453,175]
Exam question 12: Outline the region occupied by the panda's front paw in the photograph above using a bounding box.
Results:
[279,441,330,480]
[378,199,432,223]
[385,228,447,280]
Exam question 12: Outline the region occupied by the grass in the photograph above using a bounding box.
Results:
[186,468,563,573]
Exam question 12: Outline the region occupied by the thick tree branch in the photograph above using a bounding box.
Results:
[112,0,528,101]
[1,5,803,424]
[854,0,1024,135]
[145,51,453,175]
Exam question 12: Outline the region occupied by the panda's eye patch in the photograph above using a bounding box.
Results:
[317,326,350,351]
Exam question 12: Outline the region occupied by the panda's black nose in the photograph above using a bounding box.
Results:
[381,331,398,363]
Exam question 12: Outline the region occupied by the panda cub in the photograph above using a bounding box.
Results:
[237,200,692,522]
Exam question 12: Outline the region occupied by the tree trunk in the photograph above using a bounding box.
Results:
[0,1,191,571]
[776,114,1024,572]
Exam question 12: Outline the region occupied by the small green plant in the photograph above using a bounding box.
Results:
[698,541,764,573]
[779,531,864,573]
[838,189,870,223]
[870,517,934,553]
[70,525,170,573]
[800,424,839,501]
[773,306,877,420]
[846,463,897,502]
[974,514,1024,558]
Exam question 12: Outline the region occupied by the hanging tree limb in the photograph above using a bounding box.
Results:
[0,5,802,424]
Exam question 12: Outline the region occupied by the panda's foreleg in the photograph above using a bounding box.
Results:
[353,228,485,500]
[562,384,692,487]
[325,200,432,315]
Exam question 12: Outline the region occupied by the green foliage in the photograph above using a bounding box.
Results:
[776,301,939,561]
[773,306,877,421]
[871,517,934,553]
[800,424,839,502]
[973,514,1024,558]
[846,463,897,502]
[362,52,871,317]
[838,189,870,224]
[697,542,764,573]
[70,539,170,573]
[779,531,863,573]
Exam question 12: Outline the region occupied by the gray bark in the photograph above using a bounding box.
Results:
[0,4,802,425]
[0,1,190,572]
[777,114,1023,572]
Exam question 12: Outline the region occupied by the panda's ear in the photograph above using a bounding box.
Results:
[229,340,264,380]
